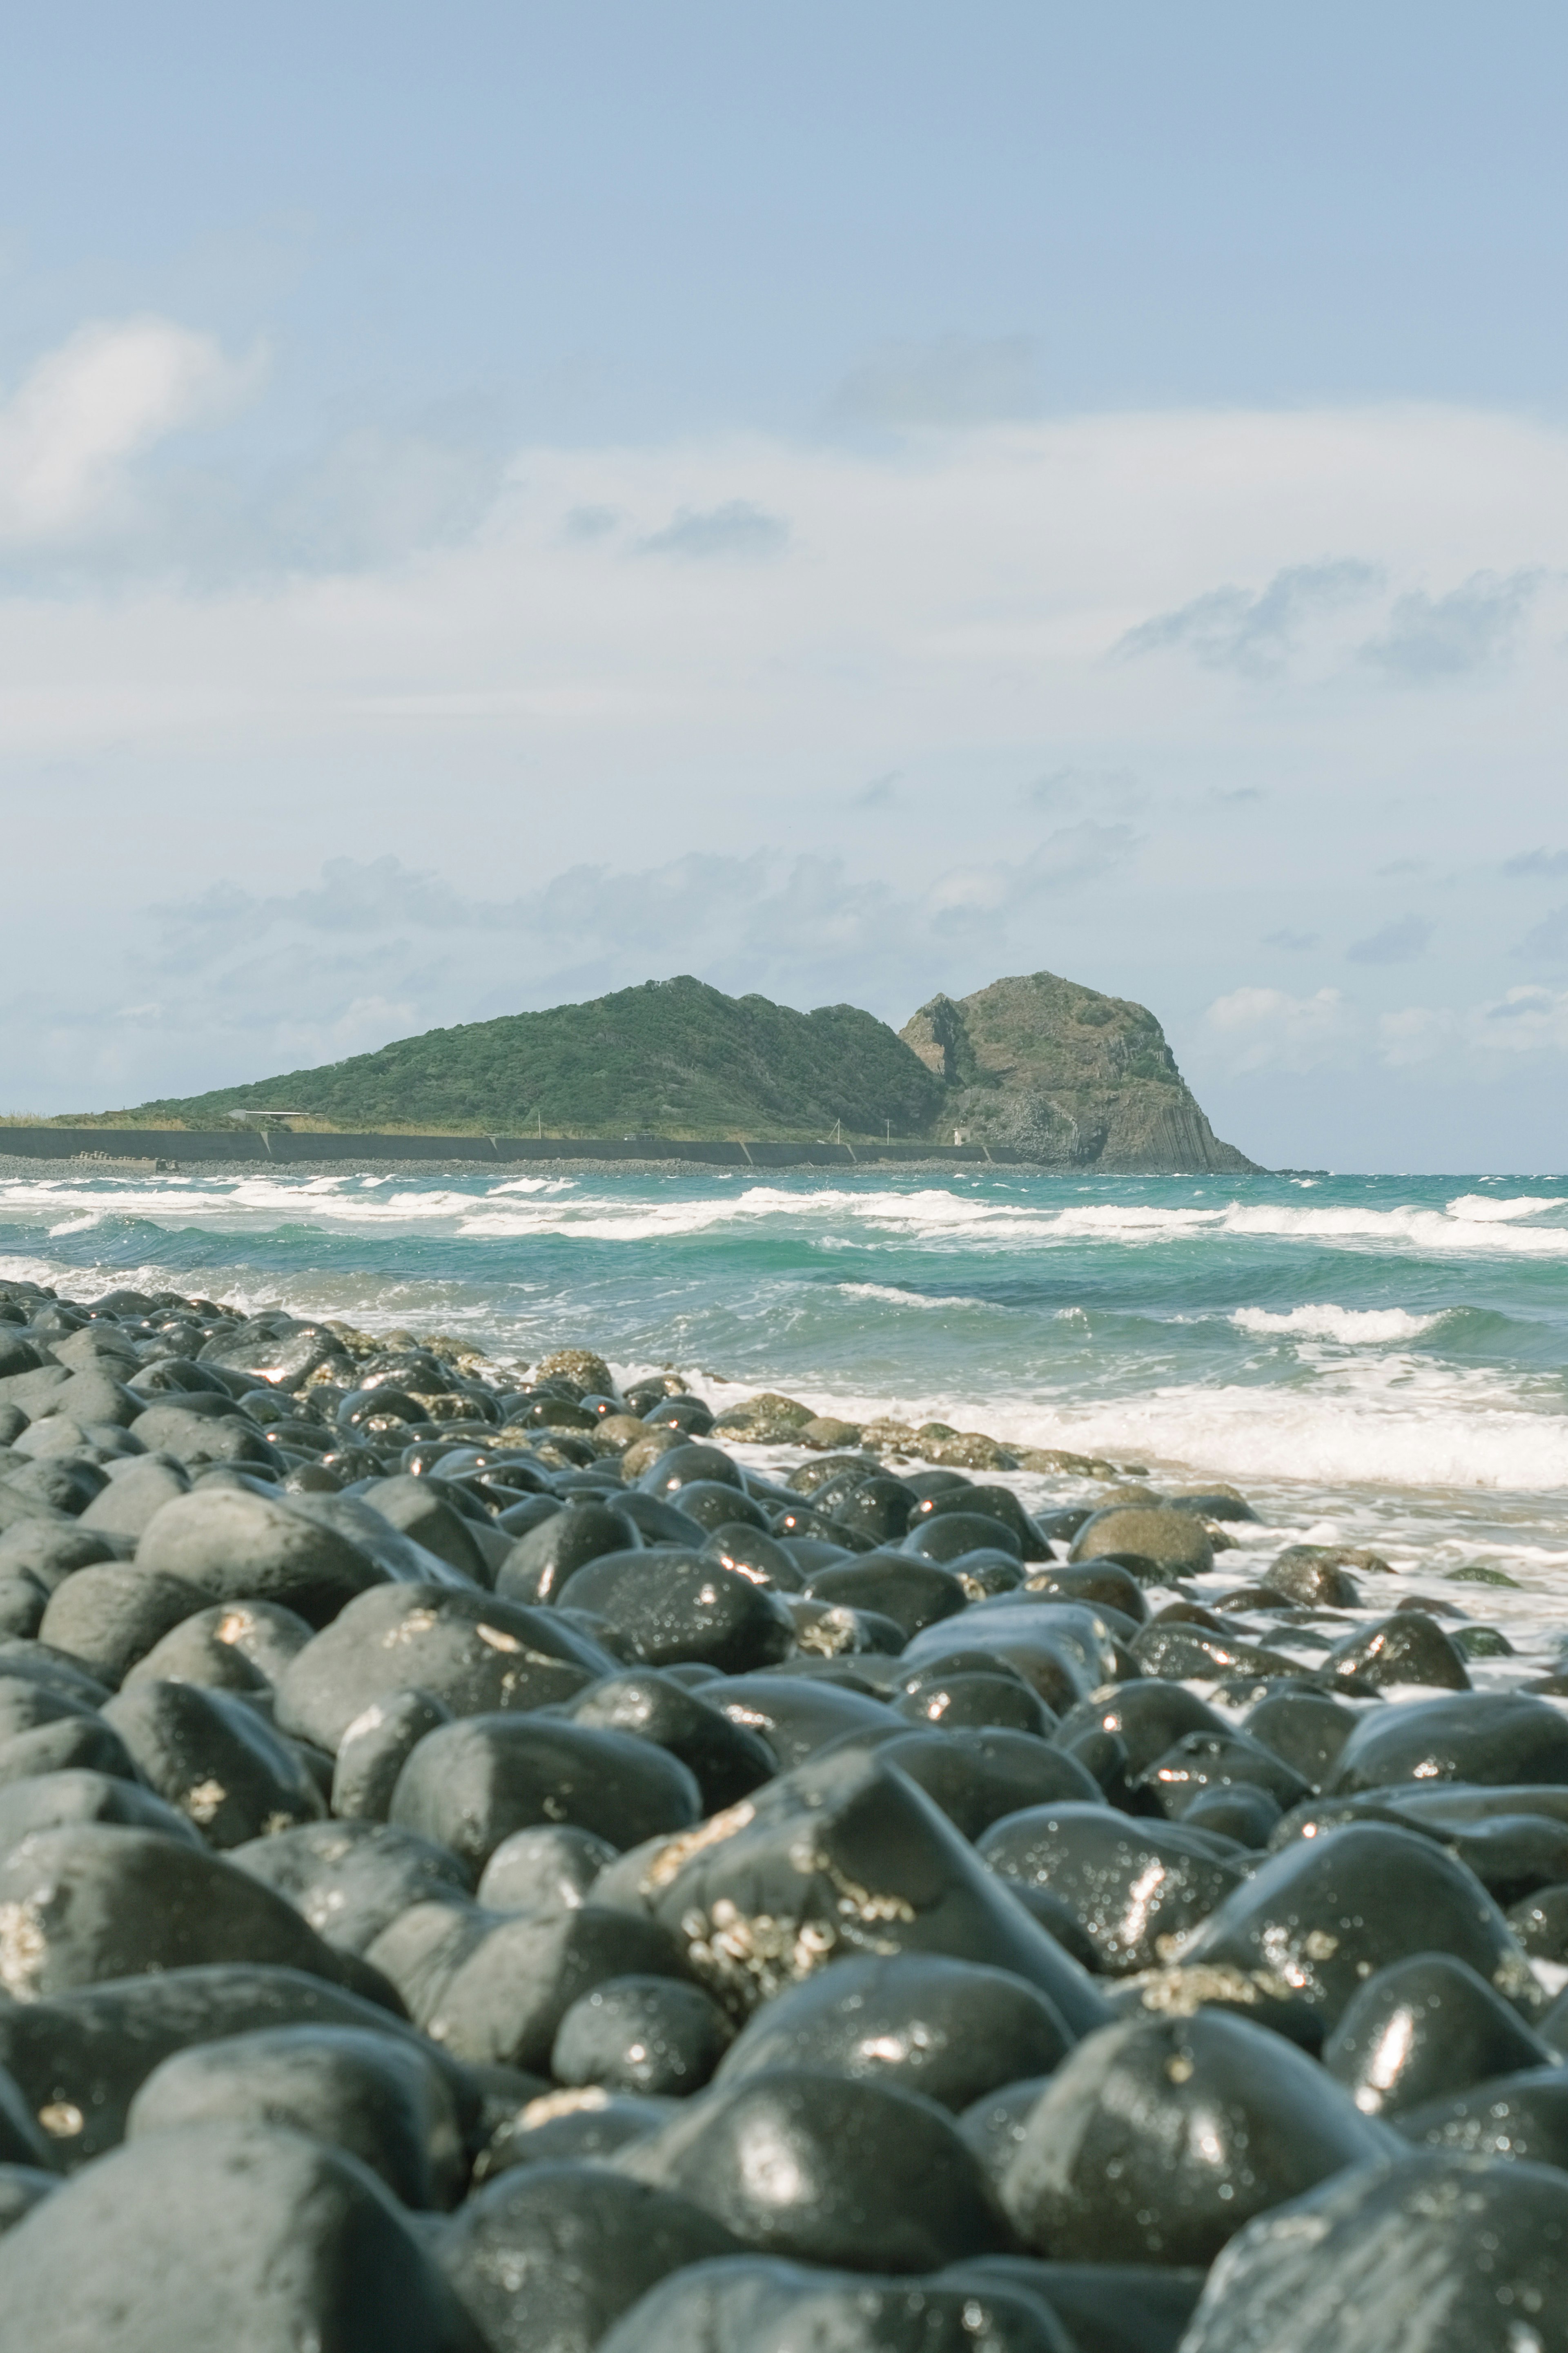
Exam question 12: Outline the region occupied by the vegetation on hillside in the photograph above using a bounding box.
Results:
[102,976,948,1140]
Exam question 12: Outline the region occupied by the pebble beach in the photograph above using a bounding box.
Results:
[0,1166,1566,2344]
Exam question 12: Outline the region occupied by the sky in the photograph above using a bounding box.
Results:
[2,1,1567,1170]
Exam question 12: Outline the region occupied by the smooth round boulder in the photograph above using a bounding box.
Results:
[550,1552,794,1675]
[127,2023,468,2207]
[1001,2009,1390,2266]
[597,2256,1069,2353]
[275,1583,608,1753]
[132,1485,390,1626]
[331,1688,454,1821]
[437,2163,745,2353]
[625,2068,1012,2272]
[1178,1822,1538,2019]
[564,1670,777,1813]
[1325,1611,1471,1693]
[101,1679,326,1847]
[477,1824,618,1914]
[553,1975,735,2096]
[38,1564,211,1687]
[1327,1693,1568,1795]
[229,1819,474,1954]
[874,1730,1100,1842]
[1323,1952,1557,2117]
[714,1953,1070,2113]
[1176,2148,1568,2352]
[0,2119,485,2351]
[0,1826,351,1999]
[980,1804,1247,1977]
[390,1715,700,1870]
[419,1905,695,2071]
[495,1503,644,1606]
[1070,1507,1214,1579]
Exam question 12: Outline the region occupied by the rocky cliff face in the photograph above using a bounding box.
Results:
[901,971,1258,1172]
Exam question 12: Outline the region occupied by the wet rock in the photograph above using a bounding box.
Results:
[329,1686,453,1820]
[129,1401,282,1470]
[1328,1693,1568,1795]
[553,1552,795,1675]
[77,1456,193,1541]
[0,1766,203,1852]
[639,1443,744,1499]
[127,2022,468,2208]
[896,1671,1059,1736]
[1325,1610,1471,1693]
[910,1486,1047,1560]
[565,1668,777,1812]
[697,1673,893,1769]
[134,1485,393,1625]
[1002,2007,1389,2266]
[702,1526,808,1590]
[0,1521,119,1588]
[1395,2064,1568,2169]
[390,1715,700,1871]
[0,1710,137,1789]
[477,1824,617,1913]
[415,1905,693,2070]
[1052,1683,1229,1803]
[1243,1688,1359,1791]
[803,1555,968,1639]
[438,2162,745,2353]
[980,1804,1246,1976]
[553,1974,734,2095]
[1134,1727,1312,1822]
[359,1474,493,1584]
[623,2068,1013,2271]
[1179,1822,1538,2020]
[875,1729,1102,1842]
[1131,1621,1303,1681]
[904,1512,1025,1566]
[102,1678,326,1846]
[593,1748,1112,2038]
[0,1826,351,1999]
[37,1563,211,1687]
[1026,1561,1149,1622]
[599,2255,1067,2353]
[1070,1508,1213,1579]
[1323,1953,1556,2117]
[275,1584,609,1752]
[495,1503,645,1606]
[0,2119,486,2349]
[1176,2147,1568,2353]
[472,2087,674,2181]
[0,1457,107,1517]
[231,1819,474,1952]
[1509,1882,1568,1961]
[829,1473,922,1547]
[715,1952,1070,2112]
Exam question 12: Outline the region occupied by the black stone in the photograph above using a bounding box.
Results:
[895,1671,1058,1736]
[0,1766,203,1852]
[390,1714,700,1870]
[1175,2148,1568,2352]
[980,1803,1247,1976]
[1325,1610,1471,1693]
[133,1484,394,1624]
[126,2022,468,2207]
[553,1974,734,2094]
[494,1502,645,1606]
[1180,1822,1538,2020]
[1243,1688,1359,1791]
[230,1819,474,1953]
[275,1583,610,1752]
[102,1678,325,1848]
[875,1729,1100,1842]
[476,1824,617,1912]
[1323,1952,1556,2117]
[1327,1693,1568,1795]
[0,2119,486,2349]
[565,1668,778,1812]
[905,1512,1025,1565]
[1134,1728,1312,1821]
[804,1555,968,1639]
[715,1952,1070,2112]
[438,2162,744,2353]
[396,1903,693,2070]
[1001,2009,1390,2266]
[38,1563,211,1686]
[624,2067,1013,2271]
[697,1673,894,1769]
[552,1551,795,1675]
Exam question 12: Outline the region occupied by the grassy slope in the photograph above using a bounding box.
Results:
[100,976,949,1138]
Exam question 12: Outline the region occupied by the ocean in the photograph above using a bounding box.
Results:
[3,1160,1567,1650]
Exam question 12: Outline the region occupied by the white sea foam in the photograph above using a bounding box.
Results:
[1231,1303,1442,1344]
[836,1282,996,1313]
[1446,1193,1563,1223]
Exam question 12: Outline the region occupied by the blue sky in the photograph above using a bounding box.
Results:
[2,1,1567,1167]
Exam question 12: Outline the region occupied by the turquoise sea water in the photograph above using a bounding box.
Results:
[3,1162,1568,1624]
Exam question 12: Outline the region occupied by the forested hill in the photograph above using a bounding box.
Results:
[118,977,947,1140]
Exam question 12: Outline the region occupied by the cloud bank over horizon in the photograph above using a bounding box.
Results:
[3,302,1568,1170]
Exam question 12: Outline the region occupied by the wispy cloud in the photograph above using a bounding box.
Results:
[1359,568,1544,680]
[1515,905,1568,963]
[1263,928,1320,950]
[1347,914,1432,965]
[1505,847,1568,879]
[826,334,1039,431]
[1115,559,1381,678]
[639,500,788,559]
[1204,986,1360,1071]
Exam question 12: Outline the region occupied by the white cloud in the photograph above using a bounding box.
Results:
[1360,568,1544,680]
[1117,559,1380,679]
[1347,913,1432,964]
[1204,986,1361,1072]
[0,317,256,544]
